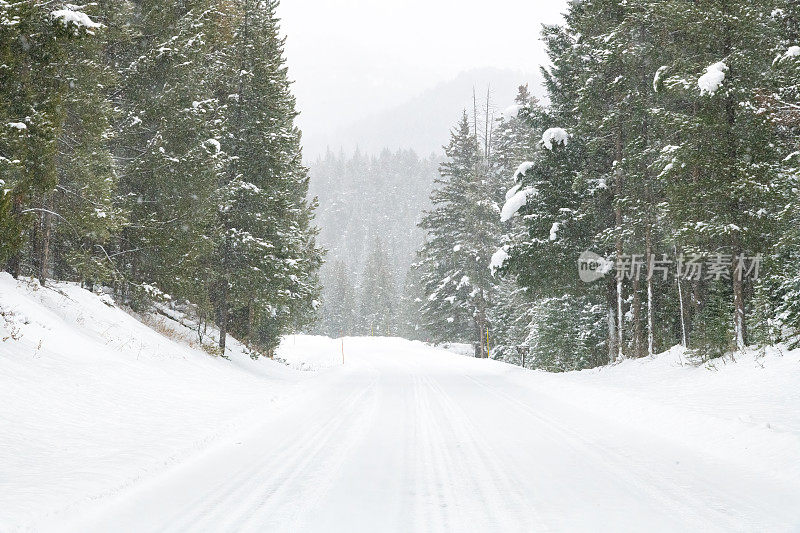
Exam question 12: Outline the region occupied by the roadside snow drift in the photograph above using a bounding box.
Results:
[0,274,331,529]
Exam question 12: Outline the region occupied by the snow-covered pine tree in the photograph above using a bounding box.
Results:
[358,237,396,336]
[0,2,117,284]
[113,0,321,354]
[397,263,426,341]
[49,1,130,287]
[318,260,357,338]
[485,85,542,362]
[0,1,32,266]
[115,0,229,313]
[216,0,322,354]
[754,2,800,345]
[417,111,500,357]
[652,0,785,354]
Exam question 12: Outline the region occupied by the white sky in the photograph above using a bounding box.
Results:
[277,0,568,153]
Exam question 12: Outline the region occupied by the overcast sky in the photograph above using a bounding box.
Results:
[277,1,568,152]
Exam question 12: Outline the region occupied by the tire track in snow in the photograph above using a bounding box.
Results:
[462,373,749,532]
[423,373,552,532]
[239,372,379,532]
[411,371,459,532]
[161,371,378,532]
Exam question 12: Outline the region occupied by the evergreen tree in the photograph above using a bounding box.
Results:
[358,237,396,336]
[417,111,500,357]
[0,3,108,281]
[653,0,785,352]
[319,260,356,337]
[397,264,426,340]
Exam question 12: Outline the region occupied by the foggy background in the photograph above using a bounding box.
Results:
[278,1,568,158]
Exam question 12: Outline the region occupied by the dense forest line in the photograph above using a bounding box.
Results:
[309,149,438,338]
[0,0,322,355]
[403,0,799,368]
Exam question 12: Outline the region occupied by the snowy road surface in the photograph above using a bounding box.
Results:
[66,338,800,533]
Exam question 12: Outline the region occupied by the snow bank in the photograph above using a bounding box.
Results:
[276,335,344,371]
[492,345,800,486]
[698,61,728,95]
[0,274,315,529]
[437,342,475,357]
[542,127,568,150]
[783,46,800,59]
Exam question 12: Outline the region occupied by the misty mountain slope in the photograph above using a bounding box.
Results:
[304,67,542,157]
[309,149,438,283]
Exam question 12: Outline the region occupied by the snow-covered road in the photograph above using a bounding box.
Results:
[68,338,800,533]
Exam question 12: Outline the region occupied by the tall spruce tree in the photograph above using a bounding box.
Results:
[358,237,396,336]
[417,112,500,357]
[653,0,785,353]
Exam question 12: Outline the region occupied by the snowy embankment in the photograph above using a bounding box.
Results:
[1,275,799,530]
[486,346,800,487]
[0,274,339,530]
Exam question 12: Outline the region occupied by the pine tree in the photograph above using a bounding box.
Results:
[216,0,322,353]
[755,2,800,345]
[358,237,396,336]
[486,85,542,362]
[653,0,785,351]
[115,0,229,312]
[0,3,118,285]
[50,1,130,287]
[417,111,500,357]
[397,264,426,340]
[319,260,356,337]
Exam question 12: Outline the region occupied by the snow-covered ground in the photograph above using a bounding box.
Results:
[1,275,799,532]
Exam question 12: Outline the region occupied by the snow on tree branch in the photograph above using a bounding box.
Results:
[51,6,103,35]
[698,62,728,95]
[541,128,568,150]
[500,187,536,222]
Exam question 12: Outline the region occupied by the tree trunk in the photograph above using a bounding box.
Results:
[38,193,53,285]
[645,227,654,356]
[689,278,703,345]
[732,248,747,351]
[631,273,643,357]
[8,195,22,278]
[218,279,228,353]
[606,276,617,364]
[677,276,688,348]
[616,277,624,361]
[614,132,625,361]
[247,298,255,345]
[218,235,230,354]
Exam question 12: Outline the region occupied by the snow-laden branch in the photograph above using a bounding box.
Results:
[698,62,728,95]
[542,128,569,150]
[501,187,536,222]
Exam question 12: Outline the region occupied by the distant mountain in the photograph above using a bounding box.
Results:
[303,67,542,158]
